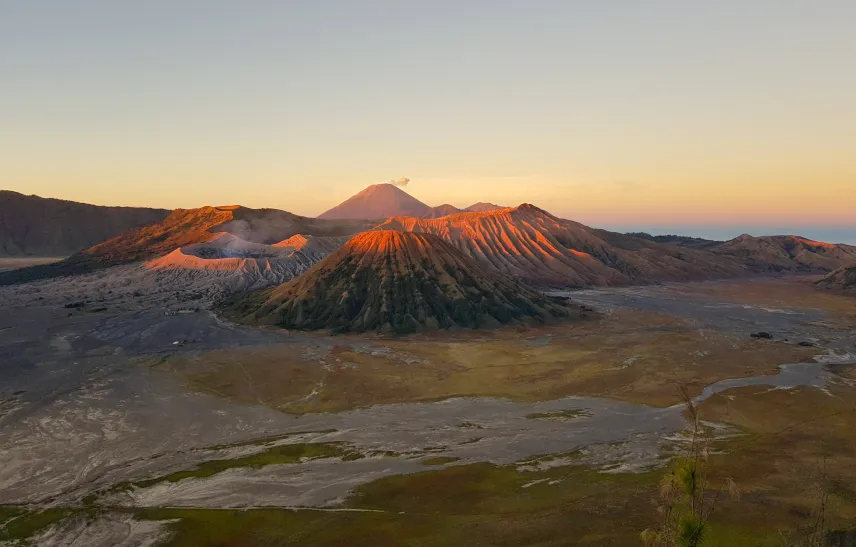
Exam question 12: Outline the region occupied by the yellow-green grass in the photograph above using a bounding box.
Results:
[19,376,856,546]
[129,443,361,490]
[133,457,811,547]
[685,277,856,320]
[526,409,593,421]
[697,380,856,541]
[118,371,856,546]
[155,307,817,413]
[135,462,662,547]
[421,457,460,466]
[0,507,73,542]
[133,380,856,547]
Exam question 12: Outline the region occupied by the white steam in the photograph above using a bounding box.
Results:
[388,177,410,187]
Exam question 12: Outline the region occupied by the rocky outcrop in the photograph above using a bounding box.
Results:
[815,265,856,293]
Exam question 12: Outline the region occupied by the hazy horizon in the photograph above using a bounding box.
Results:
[2,1,854,236]
[6,184,854,245]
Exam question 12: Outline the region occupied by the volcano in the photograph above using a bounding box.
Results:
[231,231,573,333]
[317,184,432,220]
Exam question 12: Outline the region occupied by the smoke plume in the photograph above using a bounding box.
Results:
[389,177,410,187]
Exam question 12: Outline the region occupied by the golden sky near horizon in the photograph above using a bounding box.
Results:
[2,2,854,231]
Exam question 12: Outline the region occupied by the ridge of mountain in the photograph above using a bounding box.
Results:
[464,202,506,213]
[422,204,464,218]
[712,234,856,273]
[3,185,853,293]
[0,206,370,285]
[626,232,722,249]
[420,202,506,218]
[373,204,749,287]
[0,190,169,257]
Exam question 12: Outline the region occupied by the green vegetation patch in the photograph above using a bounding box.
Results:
[0,506,24,523]
[205,429,338,451]
[421,456,460,466]
[133,442,360,489]
[0,507,72,542]
[525,408,593,421]
[135,507,441,547]
[113,457,662,546]
[136,461,664,547]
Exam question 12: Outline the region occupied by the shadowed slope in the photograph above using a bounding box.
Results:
[232,231,573,333]
[318,184,432,220]
[422,204,464,218]
[626,232,722,249]
[375,205,748,287]
[0,190,169,257]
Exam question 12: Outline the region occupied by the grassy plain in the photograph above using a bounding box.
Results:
[686,277,856,319]
[9,279,852,545]
[131,371,856,547]
[156,306,816,413]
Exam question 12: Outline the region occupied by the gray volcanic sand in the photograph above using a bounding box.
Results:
[1,274,854,546]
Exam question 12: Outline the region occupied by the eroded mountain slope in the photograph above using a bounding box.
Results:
[375,205,748,287]
[231,231,574,332]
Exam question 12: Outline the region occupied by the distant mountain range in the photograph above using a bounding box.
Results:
[0,205,370,284]
[0,190,169,257]
[631,232,856,273]
[317,183,505,220]
[625,233,721,249]
[710,234,856,273]
[2,186,854,324]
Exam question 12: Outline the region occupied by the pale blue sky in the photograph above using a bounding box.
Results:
[1,1,854,241]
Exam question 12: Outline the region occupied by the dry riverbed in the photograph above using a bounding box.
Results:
[1,276,855,545]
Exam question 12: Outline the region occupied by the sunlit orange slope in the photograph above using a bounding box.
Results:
[374,204,748,286]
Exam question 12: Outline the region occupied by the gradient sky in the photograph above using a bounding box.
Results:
[2,1,854,241]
